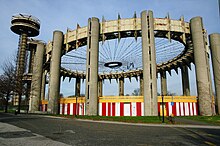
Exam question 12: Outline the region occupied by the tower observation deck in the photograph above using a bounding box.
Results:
[11,13,40,113]
[11,13,40,36]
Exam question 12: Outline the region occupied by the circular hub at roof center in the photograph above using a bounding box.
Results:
[104,61,122,69]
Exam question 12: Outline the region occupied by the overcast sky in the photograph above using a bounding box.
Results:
[0,0,219,97]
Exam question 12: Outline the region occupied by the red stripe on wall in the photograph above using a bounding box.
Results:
[108,103,111,116]
[67,103,70,115]
[62,104,65,115]
[172,103,176,116]
[130,103,132,116]
[102,103,106,116]
[112,103,115,116]
[179,103,181,116]
[188,103,191,116]
[183,103,185,116]
[196,103,199,115]
[192,103,194,116]
[166,102,169,116]
[73,103,76,115]
[137,102,141,116]
[158,103,160,116]
[77,103,80,115]
[120,103,124,116]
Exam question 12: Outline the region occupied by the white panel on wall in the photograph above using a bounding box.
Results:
[184,102,189,116]
[64,104,68,115]
[180,102,184,116]
[116,102,120,116]
[132,102,137,116]
[60,104,63,114]
[176,102,180,116]
[99,103,102,116]
[124,103,130,116]
[141,102,144,116]
[193,103,197,115]
[169,102,172,116]
[79,103,82,115]
[70,103,73,115]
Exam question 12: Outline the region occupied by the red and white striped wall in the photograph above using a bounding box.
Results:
[99,102,198,116]
[99,102,144,116]
[158,102,198,116]
[170,102,198,116]
[59,103,85,115]
[42,102,198,116]
[40,104,47,112]
[40,96,199,116]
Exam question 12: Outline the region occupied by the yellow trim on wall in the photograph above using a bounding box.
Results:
[99,96,143,103]
[41,100,48,104]
[157,96,197,103]
[60,97,85,104]
[40,96,198,105]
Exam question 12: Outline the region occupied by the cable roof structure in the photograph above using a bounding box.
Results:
[61,37,184,74]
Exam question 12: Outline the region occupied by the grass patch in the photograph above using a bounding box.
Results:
[75,115,167,124]
[0,109,16,113]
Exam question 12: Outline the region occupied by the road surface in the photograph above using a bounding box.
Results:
[0,112,220,146]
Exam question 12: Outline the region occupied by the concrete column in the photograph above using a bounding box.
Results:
[48,31,63,114]
[28,47,35,73]
[41,70,47,100]
[26,44,35,106]
[181,66,190,96]
[15,33,27,110]
[29,42,45,112]
[160,71,167,96]
[190,17,212,116]
[17,34,27,83]
[85,18,99,115]
[209,33,220,114]
[119,78,124,96]
[25,83,31,107]
[205,33,214,110]
[149,11,158,116]
[75,77,81,97]
[141,10,158,116]
[98,79,103,97]
[140,75,143,96]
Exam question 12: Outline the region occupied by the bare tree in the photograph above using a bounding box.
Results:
[0,60,16,112]
[167,91,176,96]
[132,88,140,96]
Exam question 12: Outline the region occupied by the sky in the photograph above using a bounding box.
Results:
[0,0,219,97]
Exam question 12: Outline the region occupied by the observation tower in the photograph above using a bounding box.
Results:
[11,13,40,112]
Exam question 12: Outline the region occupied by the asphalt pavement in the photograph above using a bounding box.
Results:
[0,112,220,146]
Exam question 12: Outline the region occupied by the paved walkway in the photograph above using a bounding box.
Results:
[76,118,220,129]
[0,122,70,146]
[174,117,212,125]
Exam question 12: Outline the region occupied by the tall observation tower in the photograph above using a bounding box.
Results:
[11,14,40,113]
